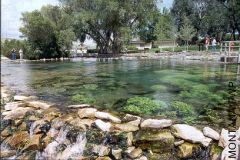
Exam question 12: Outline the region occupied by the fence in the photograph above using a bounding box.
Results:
[220,41,240,63]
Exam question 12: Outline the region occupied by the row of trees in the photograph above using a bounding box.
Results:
[171,0,240,41]
[3,0,238,59]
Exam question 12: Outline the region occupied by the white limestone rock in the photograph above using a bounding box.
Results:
[172,124,212,147]
[140,119,172,129]
[95,111,121,123]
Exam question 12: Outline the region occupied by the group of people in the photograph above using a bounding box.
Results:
[204,36,235,52]
[11,48,23,60]
[204,36,217,52]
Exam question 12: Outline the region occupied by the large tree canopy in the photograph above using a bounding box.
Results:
[60,0,160,54]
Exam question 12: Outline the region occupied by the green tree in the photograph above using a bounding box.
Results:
[179,16,196,51]
[60,0,159,54]
[20,5,75,59]
[171,0,229,40]
[154,9,178,41]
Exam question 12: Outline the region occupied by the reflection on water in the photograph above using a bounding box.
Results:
[1,59,240,127]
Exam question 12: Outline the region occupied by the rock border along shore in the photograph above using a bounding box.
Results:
[1,85,239,160]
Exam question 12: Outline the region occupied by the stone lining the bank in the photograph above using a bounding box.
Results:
[1,86,239,160]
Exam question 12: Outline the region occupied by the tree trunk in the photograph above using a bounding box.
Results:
[112,32,122,55]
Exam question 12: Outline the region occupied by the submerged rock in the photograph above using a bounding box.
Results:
[95,111,121,123]
[140,119,172,129]
[203,127,220,140]
[78,108,97,119]
[172,124,212,147]
[95,119,112,132]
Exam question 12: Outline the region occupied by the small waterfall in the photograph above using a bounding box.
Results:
[56,133,87,159]
[36,127,69,160]
[36,126,87,160]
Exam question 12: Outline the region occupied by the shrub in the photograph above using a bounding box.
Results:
[170,101,194,117]
[123,97,163,115]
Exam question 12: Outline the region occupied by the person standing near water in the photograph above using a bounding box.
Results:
[205,36,210,51]
[211,37,217,52]
[19,49,23,60]
[11,48,16,60]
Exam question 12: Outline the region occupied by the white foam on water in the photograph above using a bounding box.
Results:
[36,127,69,160]
[56,133,87,159]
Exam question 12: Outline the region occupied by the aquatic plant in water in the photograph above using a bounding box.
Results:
[150,85,167,92]
[71,94,95,104]
[123,97,164,115]
[170,101,195,117]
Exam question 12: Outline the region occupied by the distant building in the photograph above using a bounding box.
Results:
[129,38,152,50]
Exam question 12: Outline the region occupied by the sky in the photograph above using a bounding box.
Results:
[1,0,173,39]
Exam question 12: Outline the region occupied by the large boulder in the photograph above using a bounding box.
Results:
[140,119,172,129]
[203,127,220,140]
[95,111,121,123]
[114,123,139,132]
[27,101,53,110]
[78,108,97,118]
[134,130,174,153]
[172,124,212,147]
[3,107,34,120]
[95,119,112,132]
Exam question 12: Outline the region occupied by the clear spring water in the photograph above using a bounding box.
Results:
[1,58,240,127]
